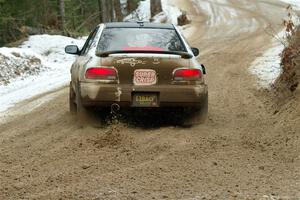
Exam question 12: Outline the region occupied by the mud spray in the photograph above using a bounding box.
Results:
[94,103,125,148]
[109,103,121,125]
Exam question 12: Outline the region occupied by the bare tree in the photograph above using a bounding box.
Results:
[150,0,162,18]
[98,0,102,23]
[113,0,123,22]
[106,0,112,22]
[98,0,122,23]
[100,0,108,22]
[58,0,65,32]
[127,0,134,13]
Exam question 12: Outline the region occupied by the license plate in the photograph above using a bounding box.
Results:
[133,69,157,86]
[132,93,159,107]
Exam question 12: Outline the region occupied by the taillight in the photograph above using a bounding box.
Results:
[85,67,117,80]
[173,68,202,81]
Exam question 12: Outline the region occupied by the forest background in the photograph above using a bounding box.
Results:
[0,0,164,46]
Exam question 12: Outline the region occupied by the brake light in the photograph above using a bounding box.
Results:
[173,68,202,81]
[85,67,117,80]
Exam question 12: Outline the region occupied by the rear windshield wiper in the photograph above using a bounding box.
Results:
[96,50,193,59]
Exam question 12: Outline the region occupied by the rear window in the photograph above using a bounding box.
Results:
[97,28,186,52]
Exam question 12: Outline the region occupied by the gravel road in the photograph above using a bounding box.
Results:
[0,0,299,199]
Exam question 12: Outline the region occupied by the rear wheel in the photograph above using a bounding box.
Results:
[75,82,87,116]
[69,82,87,116]
[182,93,208,126]
[69,83,77,114]
[71,82,95,127]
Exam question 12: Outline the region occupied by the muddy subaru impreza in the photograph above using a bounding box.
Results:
[65,22,208,125]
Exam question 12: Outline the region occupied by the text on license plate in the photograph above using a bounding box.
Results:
[132,93,159,107]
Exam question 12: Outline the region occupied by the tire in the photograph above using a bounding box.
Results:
[72,82,102,127]
[75,82,86,115]
[182,93,208,126]
[69,82,77,114]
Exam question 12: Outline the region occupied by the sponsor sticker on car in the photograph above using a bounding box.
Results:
[133,69,157,86]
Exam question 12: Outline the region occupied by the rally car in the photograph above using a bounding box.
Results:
[65,22,208,125]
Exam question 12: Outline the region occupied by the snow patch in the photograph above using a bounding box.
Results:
[0,48,45,85]
[249,33,284,88]
[192,0,258,36]
[124,0,183,25]
[161,0,182,24]
[280,0,300,10]
[0,34,85,112]
[124,0,151,22]
[250,1,300,88]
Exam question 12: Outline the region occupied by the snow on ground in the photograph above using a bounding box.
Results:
[0,48,44,85]
[0,35,85,112]
[249,31,285,88]
[161,0,183,24]
[124,0,151,22]
[124,0,182,25]
[192,0,258,36]
[123,0,194,41]
[280,0,300,10]
[250,0,300,88]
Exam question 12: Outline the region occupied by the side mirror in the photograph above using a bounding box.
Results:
[65,45,80,55]
[191,47,199,57]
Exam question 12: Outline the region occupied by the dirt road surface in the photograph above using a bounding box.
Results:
[0,0,299,199]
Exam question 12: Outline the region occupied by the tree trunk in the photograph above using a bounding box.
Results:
[113,0,122,22]
[58,0,65,32]
[98,0,102,23]
[111,0,115,22]
[79,0,85,16]
[127,0,134,13]
[106,0,112,22]
[150,0,162,18]
[101,0,108,23]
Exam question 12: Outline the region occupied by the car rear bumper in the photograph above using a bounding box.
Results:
[79,82,208,107]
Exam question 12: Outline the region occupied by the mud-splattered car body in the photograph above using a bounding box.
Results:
[66,22,208,125]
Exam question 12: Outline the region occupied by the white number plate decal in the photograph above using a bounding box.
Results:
[133,69,157,86]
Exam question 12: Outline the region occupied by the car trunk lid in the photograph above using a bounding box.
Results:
[99,54,190,85]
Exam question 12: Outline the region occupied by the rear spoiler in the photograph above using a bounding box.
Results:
[96,50,193,59]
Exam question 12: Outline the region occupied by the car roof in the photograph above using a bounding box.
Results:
[104,22,175,29]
